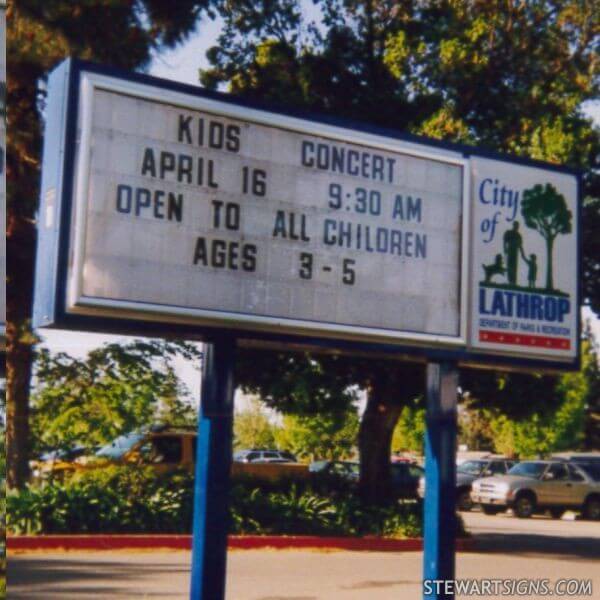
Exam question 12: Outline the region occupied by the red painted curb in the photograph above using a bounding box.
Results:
[7,535,192,551]
[7,535,473,553]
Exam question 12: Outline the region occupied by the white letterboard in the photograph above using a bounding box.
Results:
[63,72,468,346]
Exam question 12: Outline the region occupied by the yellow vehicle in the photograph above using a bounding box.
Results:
[31,425,198,481]
[31,425,308,483]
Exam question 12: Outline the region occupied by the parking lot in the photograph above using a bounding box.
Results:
[9,512,600,599]
[462,509,600,558]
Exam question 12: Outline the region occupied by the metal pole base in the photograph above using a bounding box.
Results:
[423,362,458,600]
[190,336,236,600]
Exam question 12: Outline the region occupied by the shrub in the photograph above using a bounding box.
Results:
[8,467,425,538]
[8,467,194,535]
[229,484,338,535]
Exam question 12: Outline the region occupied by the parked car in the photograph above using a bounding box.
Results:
[551,452,600,465]
[32,429,308,485]
[31,425,198,481]
[578,462,600,482]
[309,460,360,488]
[310,460,423,499]
[37,445,91,463]
[417,457,516,511]
[233,449,297,463]
[391,461,424,499]
[391,452,421,464]
[471,460,600,520]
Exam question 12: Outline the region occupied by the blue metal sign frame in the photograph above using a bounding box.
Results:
[190,336,235,599]
[33,58,582,373]
[423,363,459,600]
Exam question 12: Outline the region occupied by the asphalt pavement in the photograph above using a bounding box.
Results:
[8,512,600,599]
[463,509,600,560]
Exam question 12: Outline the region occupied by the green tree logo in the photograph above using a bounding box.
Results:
[521,183,572,292]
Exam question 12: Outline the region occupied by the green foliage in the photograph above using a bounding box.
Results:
[275,410,359,461]
[583,195,600,314]
[7,466,195,534]
[460,367,560,421]
[234,398,280,450]
[461,397,584,459]
[8,467,424,538]
[236,347,425,496]
[581,325,600,448]
[229,484,338,535]
[30,340,200,454]
[458,404,495,452]
[236,350,360,415]
[489,414,549,458]
[233,397,359,460]
[391,400,426,454]
[464,338,599,457]
[202,0,599,313]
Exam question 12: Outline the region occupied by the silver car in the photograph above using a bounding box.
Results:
[417,458,515,511]
[471,460,600,519]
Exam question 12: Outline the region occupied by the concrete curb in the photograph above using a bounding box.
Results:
[7,535,474,553]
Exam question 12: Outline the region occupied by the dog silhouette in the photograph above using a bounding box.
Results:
[482,254,506,283]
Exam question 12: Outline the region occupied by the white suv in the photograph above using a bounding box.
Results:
[233,449,297,463]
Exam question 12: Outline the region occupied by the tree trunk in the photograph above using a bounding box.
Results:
[6,36,44,488]
[545,236,554,291]
[6,212,37,489]
[358,363,424,504]
[358,381,403,504]
[6,330,34,488]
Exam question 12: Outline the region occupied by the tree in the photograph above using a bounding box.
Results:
[466,336,599,457]
[583,195,600,315]
[457,403,494,452]
[275,410,359,462]
[460,369,561,421]
[30,340,200,454]
[579,325,600,450]
[391,399,425,455]
[236,348,424,503]
[6,0,216,487]
[205,0,598,502]
[233,396,360,461]
[521,184,573,291]
[233,398,280,451]
[488,396,586,459]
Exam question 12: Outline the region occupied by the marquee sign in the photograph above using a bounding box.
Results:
[33,60,580,369]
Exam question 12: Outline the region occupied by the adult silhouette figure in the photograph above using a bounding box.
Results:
[503,222,524,286]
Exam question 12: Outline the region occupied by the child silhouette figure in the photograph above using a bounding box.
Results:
[523,253,537,289]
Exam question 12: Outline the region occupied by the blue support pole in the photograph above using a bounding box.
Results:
[190,336,236,600]
[423,362,458,600]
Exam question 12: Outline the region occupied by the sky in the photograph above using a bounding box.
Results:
[38,14,600,408]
